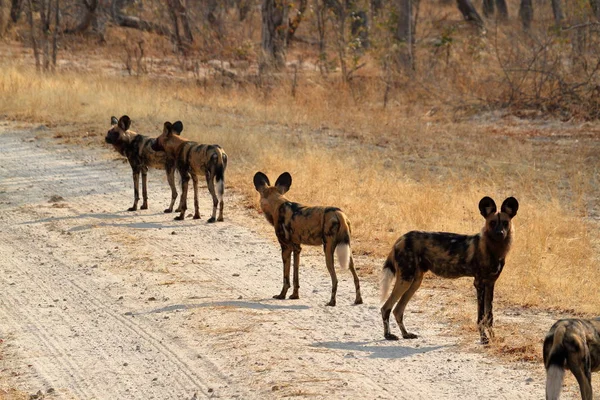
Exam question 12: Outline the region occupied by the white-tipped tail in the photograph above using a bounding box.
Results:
[545,365,565,400]
[335,243,351,269]
[380,267,395,303]
[216,179,224,202]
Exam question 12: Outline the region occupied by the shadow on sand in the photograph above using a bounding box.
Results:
[310,340,447,359]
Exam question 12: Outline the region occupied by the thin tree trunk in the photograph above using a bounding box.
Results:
[519,0,533,30]
[395,0,412,69]
[287,0,307,43]
[52,0,59,69]
[551,0,563,25]
[482,0,493,18]
[456,0,484,28]
[495,0,508,19]
[10,0,22,22]
[26,0,40,71]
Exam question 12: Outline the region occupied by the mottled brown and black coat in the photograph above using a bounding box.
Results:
[253,172,362,306]
[152,121,227,222]
[380,196,519,344]
[105,115,180,212]
[544,318,600,400]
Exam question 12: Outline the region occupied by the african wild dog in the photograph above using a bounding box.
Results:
[151,121,227,222]
[544,318,600,400]
[380,196,518,344]
[105,115,180,212]
[253,172,363,306]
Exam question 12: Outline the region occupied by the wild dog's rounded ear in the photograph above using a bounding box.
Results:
[253,172,270,192]
[501,197,519,218]
[118,115,131,131]
[172,121,183,135]
[111,116,118,125]
[479,196,497,218]
[163,121,172,135]
[274,172,292,194]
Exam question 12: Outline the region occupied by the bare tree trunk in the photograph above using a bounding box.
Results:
[551,0,563,25]
[482,0,494,18]
[52,0,59,69]
[10,0,22,22]
[519,0,533,30]
[495,0,508,19]
[260,0,288,70]
[394,0,413,69]
[236,0,250,21]
[456,0,484,28]
[287,0,307,43]
[39,0,51,71]
[26,0,40,70]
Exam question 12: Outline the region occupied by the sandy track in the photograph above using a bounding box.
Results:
[0,125,582,399]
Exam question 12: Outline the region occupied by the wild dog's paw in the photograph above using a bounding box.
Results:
[127,206,137,212]
[164,208,173,213]
[403,333,418,339]
[384,333,399,341]
[217,217,224,222]
[354,297,363,305]
[480,336,490,345]
[207,217,216,223]
[140,204,148,210]
[174,215,185,221]
[273,294,286,300]
[325,300,336,307]
[288,293,299,300]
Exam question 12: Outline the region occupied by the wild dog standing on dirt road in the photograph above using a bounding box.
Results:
[253,172,363,306]
[544,318,600,400]
[105,115,180,212]
[151,121,227,222]
[380,196,518,344]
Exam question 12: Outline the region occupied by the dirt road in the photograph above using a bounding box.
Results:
[0,124,579,399]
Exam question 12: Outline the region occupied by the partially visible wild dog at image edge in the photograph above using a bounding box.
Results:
[105,115,181,212]
[544,318,600,400]
[380,196,519,344]
[151,121,227,222]
[253,172,362,306]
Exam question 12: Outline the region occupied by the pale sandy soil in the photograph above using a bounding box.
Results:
[0,122,588,399]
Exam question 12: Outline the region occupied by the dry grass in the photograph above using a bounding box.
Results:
[1,62,597,316]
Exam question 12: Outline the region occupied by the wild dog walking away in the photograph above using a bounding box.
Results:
[544,318,600,400]
[151,121,227,222]
[105,115,180,212]
[380,196,518,344]
[253,172,362,306]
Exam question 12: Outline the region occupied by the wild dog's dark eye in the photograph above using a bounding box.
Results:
[490,220,497,227]
[502,221,508,228]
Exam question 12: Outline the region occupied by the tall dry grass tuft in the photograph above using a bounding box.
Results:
[0,62,598,318]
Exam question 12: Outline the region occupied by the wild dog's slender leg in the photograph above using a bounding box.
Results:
[348,256,363,305]
[205,170,218,223]
[129,169,140,211]
[140,168,148,210]
[483,282,496,341]
[324,242,338,307]
[381,277,413,340]
[176,171,189,220]
[474,279,488,344]
[164,162,178,213]
[567,352,593,400]
[274,245,293,299]
[191,173,200,219]
[393,272,424,339]
[217,154,226,222]
[289,244,301,299]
